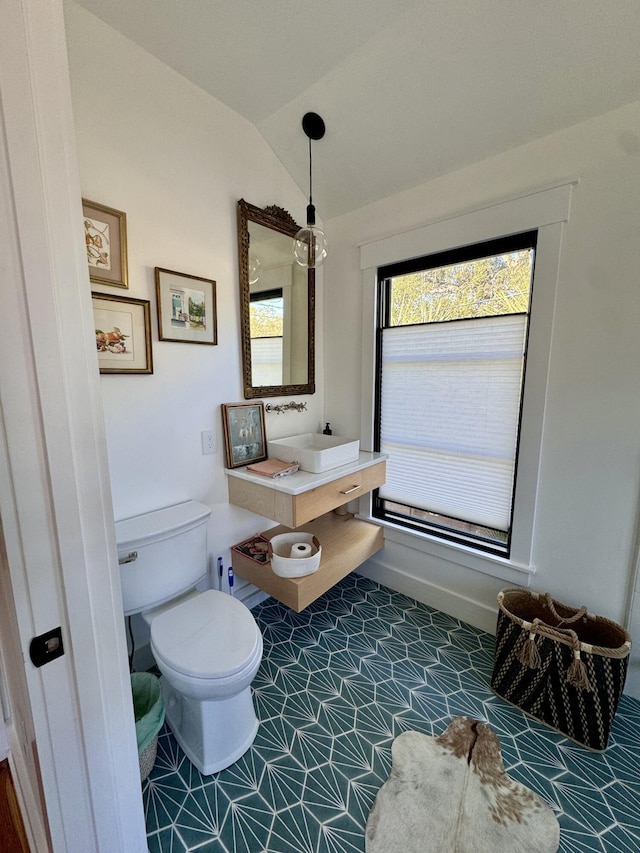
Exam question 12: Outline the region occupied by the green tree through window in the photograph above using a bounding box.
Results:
[389,251,532,326]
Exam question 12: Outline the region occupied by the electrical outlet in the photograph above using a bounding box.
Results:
[201,429,215,455]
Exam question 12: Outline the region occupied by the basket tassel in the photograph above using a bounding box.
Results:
[567,648,592,692]
[518,630,541,669]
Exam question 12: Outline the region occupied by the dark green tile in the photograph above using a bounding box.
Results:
[144,575,640,853]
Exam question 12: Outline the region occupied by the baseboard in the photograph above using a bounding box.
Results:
[234,579,269,610]
[356,556,498,635]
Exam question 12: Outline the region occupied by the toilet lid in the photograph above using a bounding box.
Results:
[151,589,261,679]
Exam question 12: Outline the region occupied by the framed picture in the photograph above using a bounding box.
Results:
[221,402,267,469]
[92,292,153,374]
[155,267,217,345]
[82,199,128,288]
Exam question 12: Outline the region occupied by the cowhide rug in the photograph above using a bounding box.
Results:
[365,717,559,853]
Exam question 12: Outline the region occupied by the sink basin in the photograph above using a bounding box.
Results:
[267,433,360,473]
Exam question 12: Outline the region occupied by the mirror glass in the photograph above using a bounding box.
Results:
[237,200,315,398]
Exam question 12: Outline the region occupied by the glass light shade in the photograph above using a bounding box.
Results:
[293,225,328,269]
[248,251,261,285]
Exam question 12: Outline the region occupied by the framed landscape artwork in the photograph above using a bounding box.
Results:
[155,267,218,345]
[82,199,128,289]
[221,402,267,468]
[92,292,153,374]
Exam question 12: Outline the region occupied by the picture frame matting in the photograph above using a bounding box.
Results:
[92,292,153,374]
[155,267,218,345]
[83,198,128,289]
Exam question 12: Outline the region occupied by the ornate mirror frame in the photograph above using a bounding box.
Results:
[237,199,315,399]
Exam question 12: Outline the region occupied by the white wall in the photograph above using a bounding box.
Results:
[324,101,640,692]
[64,4,323,604]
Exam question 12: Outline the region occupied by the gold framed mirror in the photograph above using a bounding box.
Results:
[237,200,315,399]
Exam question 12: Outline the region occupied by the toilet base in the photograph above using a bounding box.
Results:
[161,677,259,775]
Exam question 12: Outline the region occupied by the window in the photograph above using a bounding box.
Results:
[250,288,283,386]
[373,232,537,557]
[359,182,572,576]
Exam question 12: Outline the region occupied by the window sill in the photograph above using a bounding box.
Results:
[358,513,535,586]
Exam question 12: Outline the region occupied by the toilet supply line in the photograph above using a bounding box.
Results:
[217,557,223,590]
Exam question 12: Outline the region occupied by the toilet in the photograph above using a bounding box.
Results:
[115,500,263,775]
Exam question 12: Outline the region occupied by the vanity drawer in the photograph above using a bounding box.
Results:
[292,460,385,526]
[227,459,386,528]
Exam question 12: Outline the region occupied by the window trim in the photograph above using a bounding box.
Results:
[374,230,537,557]
[358,182,575,576]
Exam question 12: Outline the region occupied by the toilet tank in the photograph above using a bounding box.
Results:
[115,500,212,616]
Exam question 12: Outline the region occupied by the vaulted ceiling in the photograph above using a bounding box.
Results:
[71,0,640,219]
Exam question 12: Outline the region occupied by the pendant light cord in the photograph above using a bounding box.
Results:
[308,137,313,206]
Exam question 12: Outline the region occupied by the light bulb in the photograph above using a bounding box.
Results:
[293,225,328,269]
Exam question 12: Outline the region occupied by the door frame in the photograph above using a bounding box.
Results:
[0,0,147,849]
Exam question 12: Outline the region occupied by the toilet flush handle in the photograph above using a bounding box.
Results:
[118,551,138,565]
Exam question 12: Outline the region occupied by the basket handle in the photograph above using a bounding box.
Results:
[519,619,593,692]
[543,593,587,626]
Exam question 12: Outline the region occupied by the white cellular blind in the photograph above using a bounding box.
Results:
[250,337,283,386]
[379,314,527,531]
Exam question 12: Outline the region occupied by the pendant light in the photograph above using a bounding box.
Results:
[293,112,328,269]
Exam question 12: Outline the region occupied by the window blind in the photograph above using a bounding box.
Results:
[250,337,283,386]
[379,314,527,531]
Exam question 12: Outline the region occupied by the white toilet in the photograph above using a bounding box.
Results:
[115,500,263,775]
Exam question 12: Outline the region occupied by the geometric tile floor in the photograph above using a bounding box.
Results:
[143,574,640,852]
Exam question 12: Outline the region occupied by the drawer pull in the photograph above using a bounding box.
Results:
[340,484,362,495]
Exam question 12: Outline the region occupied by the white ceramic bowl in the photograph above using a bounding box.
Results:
[269,532,321,578]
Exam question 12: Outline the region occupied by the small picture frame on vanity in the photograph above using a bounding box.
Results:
[221,402,267,469]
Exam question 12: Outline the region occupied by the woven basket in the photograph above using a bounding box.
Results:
[491,588,631,750]
[139,735,158,782]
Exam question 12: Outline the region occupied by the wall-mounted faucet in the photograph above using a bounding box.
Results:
[265,401,308,415]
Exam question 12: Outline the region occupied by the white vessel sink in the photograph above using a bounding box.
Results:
[267,433,360,473]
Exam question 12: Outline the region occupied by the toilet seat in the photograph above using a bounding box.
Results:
[150,589,261,680]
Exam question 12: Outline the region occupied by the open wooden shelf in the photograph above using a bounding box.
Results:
[231,511,384,612]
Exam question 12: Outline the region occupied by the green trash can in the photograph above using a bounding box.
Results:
[131,672,165,781]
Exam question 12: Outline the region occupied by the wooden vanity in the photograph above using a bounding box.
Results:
[227,452,386,611]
